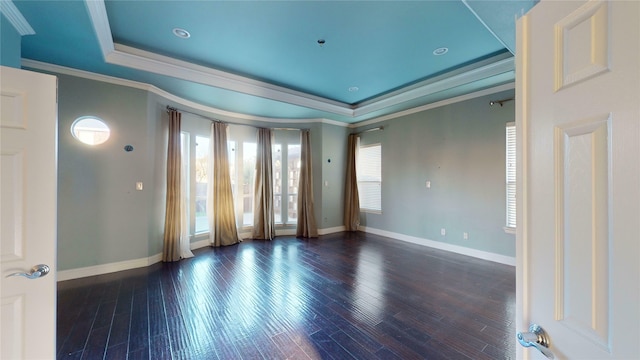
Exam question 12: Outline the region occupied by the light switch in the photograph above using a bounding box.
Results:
[136,182,143,191]
[324,180,329,187]
[426,180,431,188]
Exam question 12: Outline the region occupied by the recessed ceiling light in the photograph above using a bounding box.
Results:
[173,28,191,39]
[433,47,448,56]
[348,86,359,92]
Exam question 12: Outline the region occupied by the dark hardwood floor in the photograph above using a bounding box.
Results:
[57,232,516,359]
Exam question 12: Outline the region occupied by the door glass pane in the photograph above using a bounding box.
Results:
[181,132,190,232]
[195,136,209,233]
[273,144,282,224]
[242,142,256,226]
[228,141,236,196]
[287,144,300,223]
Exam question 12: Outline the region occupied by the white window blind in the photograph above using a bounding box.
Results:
[506,122,516,229]
[357,144,382,212]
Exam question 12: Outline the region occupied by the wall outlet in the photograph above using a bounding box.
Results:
[463,232,469,240]
[426,180,431,188]
[440,228,446,236]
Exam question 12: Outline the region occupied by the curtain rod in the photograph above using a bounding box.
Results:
[489,98,514,107]
[166,106,304,131]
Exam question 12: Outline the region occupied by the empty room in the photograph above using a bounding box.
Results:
[1,1,638,359]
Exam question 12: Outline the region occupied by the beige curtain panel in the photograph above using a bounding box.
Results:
[163,110,186,262]
[344,134,361,231]
[252,128,276,240]
[296,130,318,238]
[208,122,241,247]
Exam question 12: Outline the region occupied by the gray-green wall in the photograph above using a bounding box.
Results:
[54,69,513,271]
[57,75,158,270]
[55,73,347,271]
[146,94,169,257]
[320,123,349,228]
[355,89,516,257]
[1,14,21,68]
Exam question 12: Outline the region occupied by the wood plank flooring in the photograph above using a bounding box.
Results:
[56,232,516,359]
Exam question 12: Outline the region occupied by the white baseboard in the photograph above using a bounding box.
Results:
[276,228,296,236]
[190,239,210,250]
[319,226,346,235]
[57,226,348,281]
[360,226,516,266]
[272,226,345,236]
[57,253,163,282]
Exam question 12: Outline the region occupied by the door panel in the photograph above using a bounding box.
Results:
[554,116,610,350]
[517,0,639,358]
[0,66,57,359]
[1,149,25,262]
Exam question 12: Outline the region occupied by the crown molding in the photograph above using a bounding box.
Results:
[350,82,515,128]
[0,0,35,35]
[353,54,514,117]
[23,58,512,130]
[109,43,354,117]
[21,59,348,126]
[22,59,149,90]
[84,0,352,116]
[85,0,515,119]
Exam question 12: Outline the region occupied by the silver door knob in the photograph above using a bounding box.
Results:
[517,324,555,359]
[6,264,50,279]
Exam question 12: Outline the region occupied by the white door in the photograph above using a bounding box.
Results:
[1,66,57,359]
[516,0,639,359]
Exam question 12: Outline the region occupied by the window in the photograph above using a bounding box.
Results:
[226,126,257,228]
[194,136,209,233]
[180,119,258,236]
[187,135,257,232]
[180,123,300,235]
[181,132,208,235]
[505,122,516,230]
[71,116,110,145]
[228,140,236,197]
[242,142,257,226]
[273,132,301,225]
[357,143,382,212]
[287,144,301,223]
[181,132,191,232]
[273,144,282,223]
